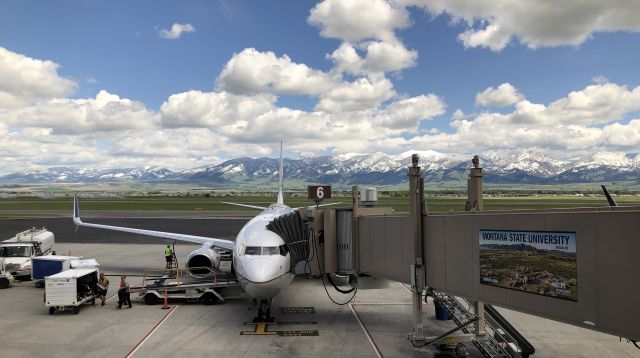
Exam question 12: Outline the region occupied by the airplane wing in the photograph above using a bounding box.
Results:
[293,202,343,210]
[220,202,268,210]
[73,194,235,251]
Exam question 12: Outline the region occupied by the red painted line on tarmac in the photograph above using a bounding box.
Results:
[106,292,118,302]
[124,306,178,358]
[350,303,384,358]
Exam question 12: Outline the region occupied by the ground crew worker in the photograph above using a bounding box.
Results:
[97,272,109,306]
[117,274,132,309]
[165,245,173,269]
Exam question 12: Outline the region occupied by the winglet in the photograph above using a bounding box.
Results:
[277,140,284,205]
[73,193,83,225]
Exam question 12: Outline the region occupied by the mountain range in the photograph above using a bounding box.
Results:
[1,150,639,188]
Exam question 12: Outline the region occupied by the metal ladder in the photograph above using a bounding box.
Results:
[435,292,515,358]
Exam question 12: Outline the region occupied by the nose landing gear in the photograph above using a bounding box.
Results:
[253,298,274,322]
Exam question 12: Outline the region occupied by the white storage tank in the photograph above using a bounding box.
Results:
[360,187,378,207]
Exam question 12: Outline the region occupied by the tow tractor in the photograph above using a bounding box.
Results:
[133,267,239,305]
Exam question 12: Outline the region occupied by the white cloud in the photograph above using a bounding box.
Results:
[308,0,410,43]
[401,0,640,51]
[0,47,77,109]
[216,48,398,113]
[5,90,158,134]
[217,48,335,95]
[475,83,524,107]
[160,90,276,128]
[375,94,445,130]
[601,119,640,148]
[458,22,511,52]
[155,89,444,155]
[544,83,640,125]
[328,41,417,75]
[315,75,396,113]
[404,83,640,157]
[159,23,196,39]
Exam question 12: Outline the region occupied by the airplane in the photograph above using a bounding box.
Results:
[73,143,330,321]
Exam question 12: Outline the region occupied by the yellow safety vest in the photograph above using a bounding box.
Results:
[165,248,172,257]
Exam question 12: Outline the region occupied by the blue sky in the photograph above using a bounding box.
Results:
[1,0,640,173]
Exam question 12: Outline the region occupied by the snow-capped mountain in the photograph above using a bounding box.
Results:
[1,150,639,186]
[0,166,175,183]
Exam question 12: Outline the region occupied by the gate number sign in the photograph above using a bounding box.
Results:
[308,185,331,201]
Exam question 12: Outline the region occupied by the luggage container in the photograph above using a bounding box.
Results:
[45,268,98,315]
[31,256,79,288]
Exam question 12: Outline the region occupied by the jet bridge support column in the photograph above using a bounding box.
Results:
[466,155,486,337]
[409,154,426,341]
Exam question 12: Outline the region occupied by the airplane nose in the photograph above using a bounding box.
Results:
[245,257,284,283]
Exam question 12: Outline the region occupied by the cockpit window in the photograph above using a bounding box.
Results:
[244,246,262,256]
[242,246,286,256]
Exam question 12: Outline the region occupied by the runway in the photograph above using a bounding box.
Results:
[0,211,251,243]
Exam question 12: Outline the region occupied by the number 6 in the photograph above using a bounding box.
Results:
[316,186,324,199]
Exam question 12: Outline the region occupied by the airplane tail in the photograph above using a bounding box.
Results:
[601,185,617,207]
[277,141,284,205]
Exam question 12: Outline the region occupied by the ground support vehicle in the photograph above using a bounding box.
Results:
[1,228,55,280]
[45,268,99,315]
[134,268,239,305]
[31,256,78,288]
[0,263,14,289]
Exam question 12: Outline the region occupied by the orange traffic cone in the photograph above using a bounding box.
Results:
[161,289,170,309]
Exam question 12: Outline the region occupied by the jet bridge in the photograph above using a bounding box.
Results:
[311,154,640,354]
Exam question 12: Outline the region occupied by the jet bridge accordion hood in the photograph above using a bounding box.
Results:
[267,212,308,271]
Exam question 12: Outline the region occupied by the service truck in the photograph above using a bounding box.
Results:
[0,228,55,280]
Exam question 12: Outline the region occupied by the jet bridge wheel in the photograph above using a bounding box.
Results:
[200,292,218,305]
[48,307,55,315]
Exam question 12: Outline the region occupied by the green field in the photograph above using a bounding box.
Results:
[0,194,639,213]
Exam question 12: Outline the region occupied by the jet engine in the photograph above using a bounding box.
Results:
[185,244,221,277]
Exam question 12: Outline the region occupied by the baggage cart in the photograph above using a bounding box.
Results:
[45,268,98,315]
[135,268,239,305]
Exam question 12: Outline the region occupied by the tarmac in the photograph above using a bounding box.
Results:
[0,211,638,358]
[0,241,638,358]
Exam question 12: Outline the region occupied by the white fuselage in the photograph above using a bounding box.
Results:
[232,204,295,300]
